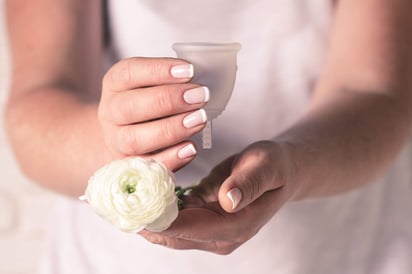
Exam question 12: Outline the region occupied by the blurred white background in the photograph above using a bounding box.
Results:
[0,1,58,273]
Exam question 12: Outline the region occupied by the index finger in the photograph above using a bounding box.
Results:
[160,203,237,242]
[160,189,285,242]
[103,57,193,92]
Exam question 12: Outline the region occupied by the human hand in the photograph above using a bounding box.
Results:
[98,57,210,171]
[140,141,298,254]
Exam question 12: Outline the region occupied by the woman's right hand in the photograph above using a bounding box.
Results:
[98,57,210,171]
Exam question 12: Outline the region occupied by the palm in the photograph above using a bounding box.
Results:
[141,141,293,254]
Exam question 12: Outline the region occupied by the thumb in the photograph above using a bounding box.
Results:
[218,171,273,213]
[217,141,290,213]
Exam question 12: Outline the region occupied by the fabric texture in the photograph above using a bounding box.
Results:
[39,1,412,273]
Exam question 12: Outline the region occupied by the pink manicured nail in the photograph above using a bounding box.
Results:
[183,109,207,128]
[183,87,210,104]
[171,64,194,78]
[227,188,242,209]
[177,144,197,159]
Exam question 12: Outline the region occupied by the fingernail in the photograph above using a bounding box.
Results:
[177,144,197,159]
[227,188,242,210]
[183,109,207,128]
[171,64,194,78]
[183,86,210,104]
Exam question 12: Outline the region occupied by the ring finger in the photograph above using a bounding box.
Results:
[116,109,208,155]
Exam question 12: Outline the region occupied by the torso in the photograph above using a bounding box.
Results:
[39,2,412,273]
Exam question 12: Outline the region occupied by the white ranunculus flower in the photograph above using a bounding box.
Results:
[81,157,179,233]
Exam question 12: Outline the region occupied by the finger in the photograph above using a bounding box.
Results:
[189,155,236,203]
[103,57,194,92]
[148,141,198,172]
[108,83,209,125]
[161,189,288,243]
[116,109,207,155]
[218,143,286,212]
[139,230,238,254]
[159,204,240,242]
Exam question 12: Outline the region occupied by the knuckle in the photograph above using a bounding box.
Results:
[144,234,178,249]
[98,95,135,125]
[118,126,140,155]
[97,104,107,123]
[217,248,234,255]
[161,121,179,142]
[97,103,115,131]
[147,61,165,83]
[103,59,134,91]
[231,172,262,203]
[115,96,136,123]
[146,234,167,246]
[117,61,134,87]
[156,89,174,113]
[102,69,113,89]
[244,174,262,202]
[214,243,238,255]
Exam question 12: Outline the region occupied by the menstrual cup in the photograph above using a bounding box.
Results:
[172,42,241,149]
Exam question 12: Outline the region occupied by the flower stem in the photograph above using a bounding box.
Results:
[175,185,195,210]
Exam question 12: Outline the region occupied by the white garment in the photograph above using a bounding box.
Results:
[39,1,412,273]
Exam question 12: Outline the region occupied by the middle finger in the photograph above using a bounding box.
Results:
[109,83,209,125]
[116,109,207,155]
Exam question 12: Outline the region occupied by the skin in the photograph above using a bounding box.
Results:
[5,0,412,254]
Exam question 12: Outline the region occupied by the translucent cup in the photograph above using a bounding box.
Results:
[172,42,241,149]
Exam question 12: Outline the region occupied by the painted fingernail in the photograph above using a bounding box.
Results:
[183,109,207,128]
[183,86,210,104]
[227,188,242,210]
[177,144,197,159]
[171,64,194,78]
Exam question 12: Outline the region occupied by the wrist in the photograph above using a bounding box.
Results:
[242,140,301,201]
[271,140,307,202]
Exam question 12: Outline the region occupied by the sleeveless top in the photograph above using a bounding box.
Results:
[39,1,412,273]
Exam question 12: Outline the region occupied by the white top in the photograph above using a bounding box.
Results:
[39,1,412,273]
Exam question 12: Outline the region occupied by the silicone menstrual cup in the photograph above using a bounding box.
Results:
[173,42,241,149]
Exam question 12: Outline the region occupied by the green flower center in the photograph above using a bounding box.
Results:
[120,169,140,194]
[125,184,136,194]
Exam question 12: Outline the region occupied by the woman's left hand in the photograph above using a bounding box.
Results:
[140,141,298,254]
